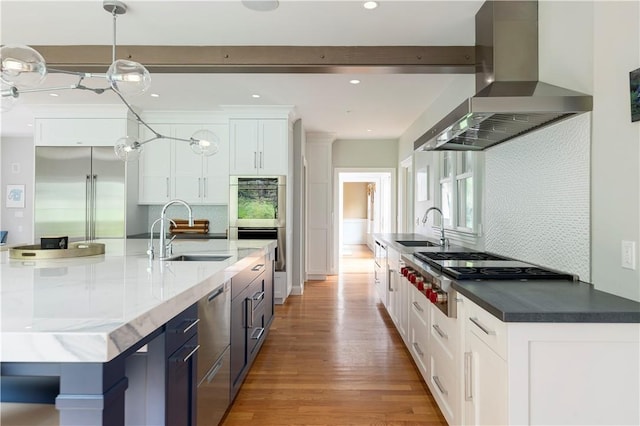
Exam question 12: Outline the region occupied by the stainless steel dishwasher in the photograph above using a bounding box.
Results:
[197,280,231,426]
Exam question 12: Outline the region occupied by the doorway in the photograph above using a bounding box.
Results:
[334,169,395,274]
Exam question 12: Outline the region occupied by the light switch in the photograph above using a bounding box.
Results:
[622,241,636,270]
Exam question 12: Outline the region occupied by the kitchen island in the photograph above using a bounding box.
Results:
[0,238,276,426]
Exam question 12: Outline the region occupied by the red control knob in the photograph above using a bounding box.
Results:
[400,267,407,276]
[415,277,424,291]
[409,273,417,284]
[425,288,434,298]
[429,291,438,303]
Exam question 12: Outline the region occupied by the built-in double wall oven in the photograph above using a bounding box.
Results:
[229,176,286,271]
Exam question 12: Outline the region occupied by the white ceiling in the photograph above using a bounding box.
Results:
[0,0,483,139]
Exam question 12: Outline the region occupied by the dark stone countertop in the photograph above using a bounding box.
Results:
[377,232,640,324]
[452,279,640,323]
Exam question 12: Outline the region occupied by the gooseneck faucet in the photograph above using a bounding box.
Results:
[158,199,194,259]
[422,206,447,247]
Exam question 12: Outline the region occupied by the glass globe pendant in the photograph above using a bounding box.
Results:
[106,59,151,96]
[190,130,220,157]
[114,136,142,162]
[0,45,47,89]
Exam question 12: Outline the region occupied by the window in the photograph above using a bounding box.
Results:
[437,151,481,235]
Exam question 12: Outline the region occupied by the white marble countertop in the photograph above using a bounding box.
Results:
[0,238,276,363]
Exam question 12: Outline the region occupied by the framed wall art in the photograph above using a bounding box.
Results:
[630,67,640,122]
[6,184,25,208]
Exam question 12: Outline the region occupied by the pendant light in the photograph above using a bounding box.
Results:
[0,0,219,161]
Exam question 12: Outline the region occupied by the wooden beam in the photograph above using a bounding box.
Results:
[33,45,475,74]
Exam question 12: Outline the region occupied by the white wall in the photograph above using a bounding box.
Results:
[590,1,640,301]
[332,139,398,168]
[0,136,34,245]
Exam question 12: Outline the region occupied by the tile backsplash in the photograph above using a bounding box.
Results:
[484,113,590,281]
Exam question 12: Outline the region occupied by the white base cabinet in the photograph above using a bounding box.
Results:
[460,295,640,426]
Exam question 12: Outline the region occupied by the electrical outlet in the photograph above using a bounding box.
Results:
[622,241,636,270]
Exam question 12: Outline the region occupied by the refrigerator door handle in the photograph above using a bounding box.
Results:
[85,175,91,241]
[92,174,97,240]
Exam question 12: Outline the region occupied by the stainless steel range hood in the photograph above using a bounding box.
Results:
[415,0,592,152]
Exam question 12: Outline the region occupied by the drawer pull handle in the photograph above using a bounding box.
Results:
[412,301,424,312]
[251,263,265,272]
[412,342,424,357]
[207,286,225,302]
[176,318,200,334]
[182,344,200,362]
[251,327,265,340]
[205,357,224,383]
[432,324,448,340]
[252,291,265,302]
[464,351,473,401]
[433,375,448,396]
[469,317,495,335]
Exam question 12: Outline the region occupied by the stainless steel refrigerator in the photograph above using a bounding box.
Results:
[35,146,127,241]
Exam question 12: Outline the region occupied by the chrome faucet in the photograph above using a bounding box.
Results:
[422,206,447,247]
[147,218,177,260]
[156,199,194,259]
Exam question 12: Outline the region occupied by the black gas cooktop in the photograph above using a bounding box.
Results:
[413,251,577,281]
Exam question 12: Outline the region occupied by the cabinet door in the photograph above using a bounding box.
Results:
[36,118,127,146]
[173,124,205,204]
[139,124,172,204]
[230,284,249,391]
[229,119,259,175]
[464,330,508,426]
[202,123,230,204]
[258,119,288,175]
[166,333,198,426]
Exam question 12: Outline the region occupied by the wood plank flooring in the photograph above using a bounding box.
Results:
[222,245,447,425]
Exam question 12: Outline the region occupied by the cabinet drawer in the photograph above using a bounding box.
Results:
[410,285,429,324]
[231,257,266,299]
[409,307,429,378]
[430,304,457,360]
[430,345,457,425]
[465,299,508,360]
[165,304,199,356]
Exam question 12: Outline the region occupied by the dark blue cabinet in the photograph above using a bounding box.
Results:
[165,304,199,426]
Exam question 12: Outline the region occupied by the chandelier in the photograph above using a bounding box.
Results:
[0,0,219,162]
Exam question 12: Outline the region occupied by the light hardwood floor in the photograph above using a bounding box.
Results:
[222,245,447,425]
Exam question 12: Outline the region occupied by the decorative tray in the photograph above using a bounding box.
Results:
[9,242,105,259]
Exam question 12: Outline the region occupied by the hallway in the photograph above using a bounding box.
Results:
[223,246,446,425]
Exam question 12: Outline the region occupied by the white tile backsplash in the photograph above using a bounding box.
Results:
[484,114,591,281]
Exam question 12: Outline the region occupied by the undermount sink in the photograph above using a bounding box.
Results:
[165,254,232,262]
[395,240,439,247]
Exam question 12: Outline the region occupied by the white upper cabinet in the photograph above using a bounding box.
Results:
[138,124,173,204]
[35,118,128,146]
[229,119,288,176]
[138,122,229,205]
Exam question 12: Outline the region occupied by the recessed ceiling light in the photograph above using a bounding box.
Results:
[49,93,59,97]
[27,123,33,127]
[252,94,261,98]
[150,93,159,98]
[363,1,379,10]
[349,79,361,85]
[367,129,372,132]
[242,0,279,12]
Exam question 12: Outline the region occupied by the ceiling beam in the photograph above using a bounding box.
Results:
[33,45,475,74]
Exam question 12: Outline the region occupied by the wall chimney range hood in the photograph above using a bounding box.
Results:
[415,0,592,152]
